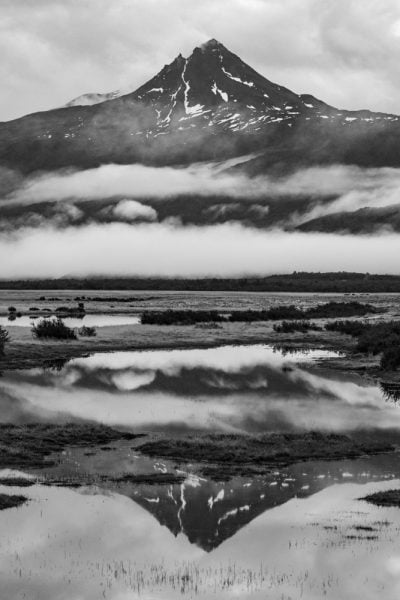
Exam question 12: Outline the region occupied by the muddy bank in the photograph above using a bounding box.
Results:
[0,321,353,372]
[0,493,27,510]
[361,489,400,507]
[0,423,140,469]
[137,432,395,479]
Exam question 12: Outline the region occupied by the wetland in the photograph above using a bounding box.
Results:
[1,289,400,598]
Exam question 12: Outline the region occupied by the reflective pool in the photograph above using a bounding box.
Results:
[0,314,141,328]
[1,468,400,599]
[1,344,397,433]
[2,344,400,599]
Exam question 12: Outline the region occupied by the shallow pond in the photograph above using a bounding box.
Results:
[2,344,400,599]
[0,314,141,328]
[1,344,398,433]
[1,467,400,599]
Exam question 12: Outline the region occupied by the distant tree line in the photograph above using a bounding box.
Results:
[1,272,400,292]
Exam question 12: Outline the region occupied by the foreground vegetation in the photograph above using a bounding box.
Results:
[0,424,139,469]
[141,302,378,325]
[273,320,322,333]
[326,320,400,370]
[137,432,392,478]
[0,325,10,355]
[32,318,77,339]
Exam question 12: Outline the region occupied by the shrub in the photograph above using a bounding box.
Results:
[274,320,322,333]
[356,324,400,356]
[325,320,369,337]
[78,326,96,337]
[307,301,377,319]
[8,306,16,312]
[326,319,400,371]
[0,326,10,355]
[141,310,226,325]
[29,307,39,311]
[32,318,77,340]
[55,306,70,313]
[229,306,304,322]
[381,345,400,371]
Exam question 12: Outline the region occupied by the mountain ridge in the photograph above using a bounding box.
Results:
[0,39,399,174]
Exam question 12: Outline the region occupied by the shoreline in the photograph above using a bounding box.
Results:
[0,321,394,385]
[0,321,357,370]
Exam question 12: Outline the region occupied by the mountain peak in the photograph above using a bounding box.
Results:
[198,38,225,51]
[44,38,400,176]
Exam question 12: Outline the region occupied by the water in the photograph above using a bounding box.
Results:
[2,344,400,598]
[1,344,398,433]
[1,470,400,598]
[0,314,141,328]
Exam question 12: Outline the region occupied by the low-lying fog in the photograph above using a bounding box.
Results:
[1,222,400,278]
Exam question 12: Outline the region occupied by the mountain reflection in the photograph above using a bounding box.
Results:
[108,453,400,551]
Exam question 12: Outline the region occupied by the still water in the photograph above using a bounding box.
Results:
[1,344,400,599]
[0,314,140,328]
[1,344,398,433]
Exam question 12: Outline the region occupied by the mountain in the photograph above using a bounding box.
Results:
[1,38,400,174]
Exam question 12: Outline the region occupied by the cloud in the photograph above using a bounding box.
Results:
[4,161,265,205]
[6,162,400,226]
[287,166,400,223]
[0,0,400,121]
[1,222,400,278]
[112,200,157,221]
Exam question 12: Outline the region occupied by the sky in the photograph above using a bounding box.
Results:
[1,0,400,121]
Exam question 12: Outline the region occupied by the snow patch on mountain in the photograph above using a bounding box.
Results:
[212,83,228,102]
[221,66,255,87]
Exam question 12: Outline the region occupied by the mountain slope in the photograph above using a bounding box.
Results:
[1,39,400,174]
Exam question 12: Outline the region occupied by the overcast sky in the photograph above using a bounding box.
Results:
[1,0,400,121]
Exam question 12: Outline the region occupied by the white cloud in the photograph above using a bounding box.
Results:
[112,200,157,221]
[4,161,267,205]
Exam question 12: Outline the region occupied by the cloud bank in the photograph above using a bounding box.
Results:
[5,162,400,227]
[1,222,400,279]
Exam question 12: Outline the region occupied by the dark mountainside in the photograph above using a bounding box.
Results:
[1,39,399,174]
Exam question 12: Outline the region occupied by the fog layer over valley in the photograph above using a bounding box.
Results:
[2,161,400,236]
[2,223,400,278]
[2,159,400,277]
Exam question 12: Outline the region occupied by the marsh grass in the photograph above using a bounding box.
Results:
[273,320,322,333]
[142,302,377,326]
[326,320,400,370]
